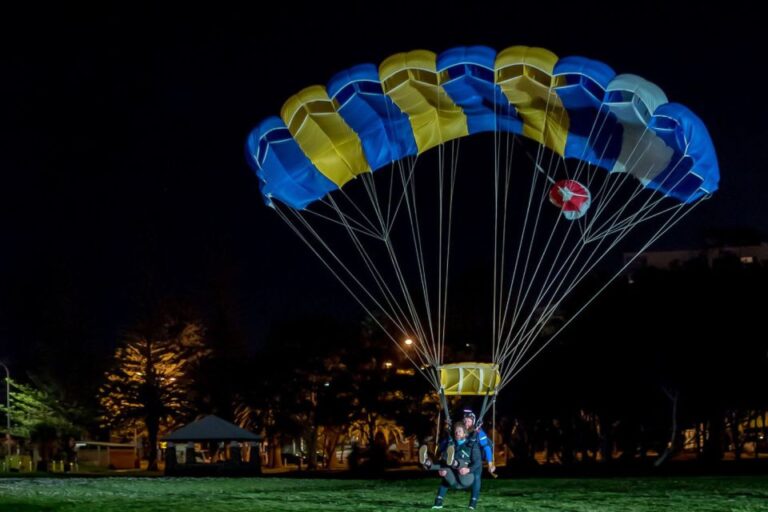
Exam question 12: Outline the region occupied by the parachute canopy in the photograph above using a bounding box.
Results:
[247,45,719,210]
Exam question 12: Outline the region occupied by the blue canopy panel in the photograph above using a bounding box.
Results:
[245,117,337,209]
[437,46,522,135]
[328,64,418,172]
[554,56,621,170]
[646,103,720,203]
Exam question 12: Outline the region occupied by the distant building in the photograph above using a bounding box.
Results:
[75,441,137,469]
[625,243,768,270]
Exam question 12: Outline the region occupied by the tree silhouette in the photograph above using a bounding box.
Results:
[98,319,208,470]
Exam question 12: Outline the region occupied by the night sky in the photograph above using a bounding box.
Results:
[1,4,765,368]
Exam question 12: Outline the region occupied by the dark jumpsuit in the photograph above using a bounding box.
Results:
[437,427,492,506]
[434,437,482,504]
[469,428,493,506]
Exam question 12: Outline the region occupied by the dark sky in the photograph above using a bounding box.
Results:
[1,4,765,364]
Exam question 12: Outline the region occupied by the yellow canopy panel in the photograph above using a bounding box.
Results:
[281,85,370,187]
[440,363,500,396]
[379,50,468,154]
[495,46,569,155]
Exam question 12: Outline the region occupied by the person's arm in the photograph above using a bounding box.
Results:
[477,428,495,472]
[476,428,493,462]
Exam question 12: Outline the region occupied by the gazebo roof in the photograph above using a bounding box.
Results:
[164,415,261,442]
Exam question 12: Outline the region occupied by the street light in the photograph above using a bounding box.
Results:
[404,338,413,346]
[0,361,10,458]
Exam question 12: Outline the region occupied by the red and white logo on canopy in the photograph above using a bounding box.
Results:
[549,180,591,220]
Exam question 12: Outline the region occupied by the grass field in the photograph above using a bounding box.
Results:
[1,475,767,511]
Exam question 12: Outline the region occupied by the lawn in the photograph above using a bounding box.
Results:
[1,475,767,511]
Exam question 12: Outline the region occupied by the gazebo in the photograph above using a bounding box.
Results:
[163,415,262,476]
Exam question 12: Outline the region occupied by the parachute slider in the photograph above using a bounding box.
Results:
[439,363,500,396]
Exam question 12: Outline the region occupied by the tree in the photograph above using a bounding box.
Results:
[336,316,436,471]
[0,377,84,468]
[234,364,307,470]
[98,319,209,470]
[235,315,355,470]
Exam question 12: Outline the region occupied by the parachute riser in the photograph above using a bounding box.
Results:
[438,387,452,430]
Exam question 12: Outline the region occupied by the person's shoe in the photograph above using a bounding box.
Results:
[445,444,455,467]
[419,445,432,469]
[432,497,444,509]
[468,497,478,509]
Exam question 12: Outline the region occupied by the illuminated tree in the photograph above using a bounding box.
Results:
[98,320,209,470]
[0,377,83,468]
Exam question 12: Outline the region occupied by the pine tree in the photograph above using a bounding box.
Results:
[98,320,209,470]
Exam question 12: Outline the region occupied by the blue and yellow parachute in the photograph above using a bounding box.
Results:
[245,45,720,406]
[246,45,719,210]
